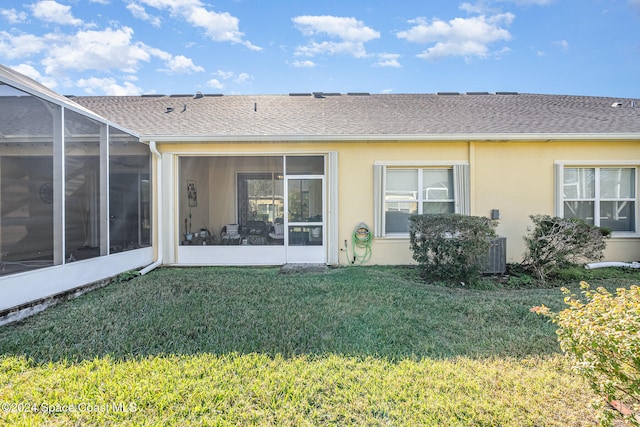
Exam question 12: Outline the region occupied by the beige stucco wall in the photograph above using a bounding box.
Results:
[472,140,639,262]
[157,138,640,266]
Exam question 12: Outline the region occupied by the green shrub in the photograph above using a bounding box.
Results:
[506,273,535,288]
[532,283,640,426]
[409,214,497,286]
[522,215,610,283]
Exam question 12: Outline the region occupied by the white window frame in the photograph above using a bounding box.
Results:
[555,161,639,237]
[374,162,470,238]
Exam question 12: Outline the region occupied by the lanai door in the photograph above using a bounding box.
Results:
[285,176,325,263]
[284,156,325,264]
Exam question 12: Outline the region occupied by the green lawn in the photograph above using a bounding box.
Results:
[1,266,638,426]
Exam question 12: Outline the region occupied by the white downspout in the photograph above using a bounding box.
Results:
[140,140,162,275]
[585,261,640,270]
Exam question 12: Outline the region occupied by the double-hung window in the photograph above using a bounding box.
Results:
[374,164,469,237]
[559,165,637,234]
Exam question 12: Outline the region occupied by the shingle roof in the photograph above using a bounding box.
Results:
[73,92,640,140]
[0,64,106,122]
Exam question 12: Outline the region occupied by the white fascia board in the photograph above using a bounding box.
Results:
[140,133,640,143]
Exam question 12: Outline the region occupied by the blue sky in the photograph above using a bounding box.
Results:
[1,0,640,97]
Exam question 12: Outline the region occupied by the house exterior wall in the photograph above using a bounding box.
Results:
[155,138,640,266]
[473,140,640,263]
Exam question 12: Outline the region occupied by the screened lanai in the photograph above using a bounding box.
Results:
[176,154,327,266]
[0,65,153,312]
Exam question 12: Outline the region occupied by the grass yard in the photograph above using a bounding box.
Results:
[1,265,638,426]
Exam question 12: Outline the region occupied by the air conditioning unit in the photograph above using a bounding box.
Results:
[481,237,506,274]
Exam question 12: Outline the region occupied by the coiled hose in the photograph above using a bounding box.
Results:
[346,222,372,265]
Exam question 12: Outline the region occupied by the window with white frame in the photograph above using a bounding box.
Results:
[561,166,636,233]
[374,164,469,237]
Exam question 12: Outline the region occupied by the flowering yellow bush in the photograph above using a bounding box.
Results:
[533,282,640,426]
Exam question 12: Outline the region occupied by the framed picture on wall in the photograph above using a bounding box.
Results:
[187,180,197,207]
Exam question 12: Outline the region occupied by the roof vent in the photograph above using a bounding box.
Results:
[169,94,191,98]
[611,102,623,108]
[466,92,490,95]
[165,107,174,113]
[289,92,311,96]
[496,92,518,95]
[437,92,460,95]
[194,91,204,99]
[142,94,165,98]
[313,92,325,98]
[347,92,370,96]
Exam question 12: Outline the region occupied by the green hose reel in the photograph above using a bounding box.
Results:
[347,222,372,265]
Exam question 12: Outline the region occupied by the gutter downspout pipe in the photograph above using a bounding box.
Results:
[140,140,162,275]
[585,261,640,270]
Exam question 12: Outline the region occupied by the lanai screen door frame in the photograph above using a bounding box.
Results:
[284,174,326,264]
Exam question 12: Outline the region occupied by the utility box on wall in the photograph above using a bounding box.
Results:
[481,237,507,274]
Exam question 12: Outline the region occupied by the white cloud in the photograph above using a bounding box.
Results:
[501,0,555,5]
[212,70,252,84]
[291,60,316,68]
[233,72,251,84]
[553,39,569,51]
[41,27,153,75]
[418,40,488,60]
[460,2,495,14]
[137,0,200,7]
[214,70,235,79]
[1,8,28,24]
[9,63,59,88]
[30,0,83,26]
[373,53,401,68]
[206,78,224,90]
[36,27,202,79]
[160,55,204,74]
[295,41,368,58]
[1,2,211,95]
[397,14,514,60]
[2,24,202,96]
[207,70,252,88]
[0,32,48,59]
[138,0,261,50]
[145,46,171,62]
[127,3,162,27]
[461,0,553,13]
[293,16,380,42]
[77,77,143,95]
[292,15,380,59]
[492,46,511,59]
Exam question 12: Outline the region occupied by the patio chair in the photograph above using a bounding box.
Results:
[245,220,267,245]
[221,224,242,245]
[268,219,285,244]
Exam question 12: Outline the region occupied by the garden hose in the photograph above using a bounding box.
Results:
[347,222,372,265]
